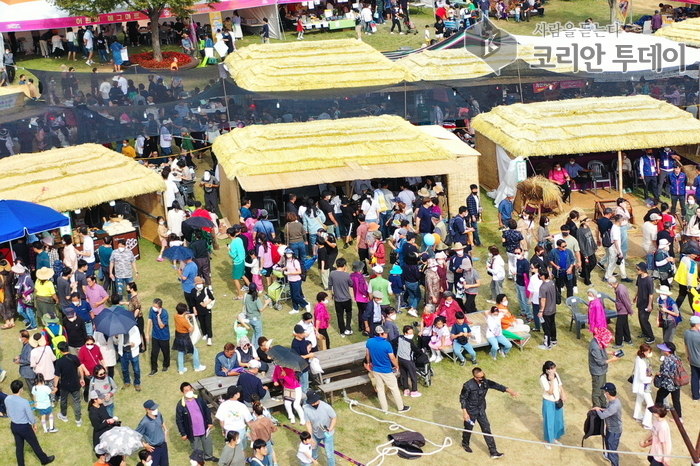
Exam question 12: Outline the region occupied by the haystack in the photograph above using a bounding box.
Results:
[0,143,166,212]
[398,48,494,81]
[224,39,415,94]
[518,176,563,207]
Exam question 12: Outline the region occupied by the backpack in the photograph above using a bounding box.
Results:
[270,242,281,265]
[601,229,612,248]
[445,216,461,246]
[45,325,66,359]
[673,357,690,387]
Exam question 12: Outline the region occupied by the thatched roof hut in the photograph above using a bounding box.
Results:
[224,39,415,95]
[472,96,700,189]
[212,115,479,221]
[0,143,166,212]
[398,48,495,81]
[654,18,700,47]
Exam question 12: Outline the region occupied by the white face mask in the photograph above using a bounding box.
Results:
[68,316,76,322]
[184,391,195,399]
[86,344,94,350]
[690,199,696,205]
[437,259,445,264]
[118,247,126,252]
[196,284,204,290]
[159,221,165,225]
[150,409,159,416]
[323,299,329,305]
[557,167,562,171]
[502,300,508,307]
[71,301,80,307]
[144,461,153,466]
[456,250,464,256]
[588,295,595,302]
[389,314,397,321]
[19,338,23,343]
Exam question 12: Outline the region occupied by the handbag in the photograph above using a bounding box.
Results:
[187,314,202,345]
[627,374,634,384]
[555,398,564,410]
[653,373,664,389]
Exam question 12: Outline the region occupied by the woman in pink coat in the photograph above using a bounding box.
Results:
[587,288,607,333]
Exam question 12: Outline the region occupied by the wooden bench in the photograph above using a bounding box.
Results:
[319,374,372,404]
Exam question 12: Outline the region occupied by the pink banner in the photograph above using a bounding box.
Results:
[0,0,272,32]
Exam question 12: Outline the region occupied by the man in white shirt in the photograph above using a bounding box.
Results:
[361,5,374,33]
[117,75,128,95]
[215,386,252,449]
[605,215,628,282]
[160,119,173,156]
[83,26,95,65]
[641,214,660,270]
[99,77,111,103]
[78,226,96,276]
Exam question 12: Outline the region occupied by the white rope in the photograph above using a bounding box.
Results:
[344,396,694,460]
[345,397,453,466]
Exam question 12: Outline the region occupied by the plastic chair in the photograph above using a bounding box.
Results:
[566,296,589,339]
[596,292,621,322]
[587,160,613,194]
[263,197,280,229]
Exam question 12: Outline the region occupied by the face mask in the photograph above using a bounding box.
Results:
[184,391,195,399]
[588,295,595,302]
[19,338,23,343]
[389,314,397,321]
[557,167,562,171]
[323,299,329,305]
[68,317,76,322]
[196,284,204,290]
[690,199,697,205]
[118,247,125,252]
[502,300,508,307]
[545,221,549,226]
[437,259,445,264]
[150,409,159,416]
[517,254,523,259]
[562,232,569,237]
[456,250,464,256]
[71,301,80,307]
[144,461,153,466]
[311,403,320,410]
[159,221,165,225]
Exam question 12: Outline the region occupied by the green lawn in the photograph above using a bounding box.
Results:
[0,167,696,465]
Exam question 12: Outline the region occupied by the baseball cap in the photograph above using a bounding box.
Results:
[600,383,616,392]
[143,400,159,410]
[636,262,648,272]
[374,325,386,334]
[64,308,76,318]
[89,390,100,400]
[294,324,305,334]
[650,213,661,221]
[690,315,700,325]
[372,290,383,299]
[248,359,261,369]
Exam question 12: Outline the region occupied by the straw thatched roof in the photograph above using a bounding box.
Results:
[224,39,415,94]
[654,18,700,47]
[213,115,473,191]
[471,95,700,157]
[0,144,166,212]
[398,48,494,81]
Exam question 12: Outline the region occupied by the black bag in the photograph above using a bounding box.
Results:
[390,251,397,264]
[653,374,664,389]
[388,431,426,460]
[555,398,564,409]
[627,374,634,384]
[582,409,606,446]
[601,229,612,248]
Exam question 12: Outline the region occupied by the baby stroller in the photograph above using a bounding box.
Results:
[414,349,433,387]
[403,16,418,34]
[178,179,196,206]
[267,269,291,310]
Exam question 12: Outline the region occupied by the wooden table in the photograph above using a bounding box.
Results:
[195,342,368,409]
[443,310,532,359]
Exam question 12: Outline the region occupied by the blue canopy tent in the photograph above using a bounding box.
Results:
[0,199,70,244]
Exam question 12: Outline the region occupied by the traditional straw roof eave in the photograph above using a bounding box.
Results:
[212,115,477,191]
[654,18,700,48]
[0,144,166,212]
[471,95,700,157]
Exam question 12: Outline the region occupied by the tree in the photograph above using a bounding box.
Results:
[49,0,216,62]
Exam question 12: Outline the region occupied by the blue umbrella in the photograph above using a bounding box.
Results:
[93,305,136,337]
[0,199,69,243]
[163,245,195,261]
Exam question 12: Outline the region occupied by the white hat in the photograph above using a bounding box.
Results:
[658,238,670,248]
[656,285,672,296]
[248,359,261,369]
[372,265,384,274]
[650,213,661,221]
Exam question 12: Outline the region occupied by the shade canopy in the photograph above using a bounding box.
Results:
[471,95,700,158]
[654,18,700,47]
[212,114,476,191]
[223,39,416,95]
[0,143,166,212]
[0,199,69,243]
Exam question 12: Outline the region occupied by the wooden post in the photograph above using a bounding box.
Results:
[618,150,624,196]
[670,407,700,464]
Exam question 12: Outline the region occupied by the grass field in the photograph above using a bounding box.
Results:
[0,153,696,466]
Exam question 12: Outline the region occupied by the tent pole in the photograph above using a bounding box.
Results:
[618,150,623,196]
[276,0,285,41]
[404,82,407,119]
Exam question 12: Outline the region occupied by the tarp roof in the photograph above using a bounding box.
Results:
[654,18,700,47]
[212,115,477,191]
[223,39,416,96]
[471,95,700,157]
[0,143,166,212]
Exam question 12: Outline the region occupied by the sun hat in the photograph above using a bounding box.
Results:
[451,242,465,250]
[390,264,403,274]
[658,238,670,248]
[306,390,322,405]
[36,267,54,280]
[657,343,672,353]
[656,285,672,296]
[248,359,261,369]
[417,188,430,197]
[372,290,383,299]
[11,263,25,274]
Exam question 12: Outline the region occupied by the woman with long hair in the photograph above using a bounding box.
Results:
[540,360,565,448]
[633,343,654,429]
[302,199,326,256]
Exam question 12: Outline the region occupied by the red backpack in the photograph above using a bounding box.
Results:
[270,242,281,265]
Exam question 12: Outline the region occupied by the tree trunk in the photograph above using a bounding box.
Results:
[609,0,619,26]
[150,12,163,62]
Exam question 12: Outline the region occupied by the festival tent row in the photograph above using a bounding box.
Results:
[211,114,480,221]
[0,144,167,253]
[471,95,700,206]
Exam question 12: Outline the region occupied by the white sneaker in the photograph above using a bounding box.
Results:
[407,309,418,317]
[201,334,208,342]
[544,443,551,450]
[57,414,68,422]
[305,303,311,312]
[435,354,442,363]
[0,370,6,383]
[242,286,249,291]
[344,329,352,335]
[179,368,188,375]
[290,417,296,424]
[195,365,207,372]
[289,310,300,314]
[573,286,578,294]
[207,338,212,346]
[429,354,436,362]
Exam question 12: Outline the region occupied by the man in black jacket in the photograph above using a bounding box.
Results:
[175,382,218,463]
[459,367,519,458]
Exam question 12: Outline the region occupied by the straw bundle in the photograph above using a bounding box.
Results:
[654,18,700,47]
[224,39,415,93]
[471,95,700,158]
[0,143,166,212]
[517,176,562,206]
[213,114,456,178]
[398,48,494,81]
[545,205,587,232]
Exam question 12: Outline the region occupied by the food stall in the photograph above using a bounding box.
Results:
[0,143,166,257]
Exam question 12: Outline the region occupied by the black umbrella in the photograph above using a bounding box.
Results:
[268,345,309,372]
[93,306,136,337]
[184,216,215,229]
[162,245,194,261]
